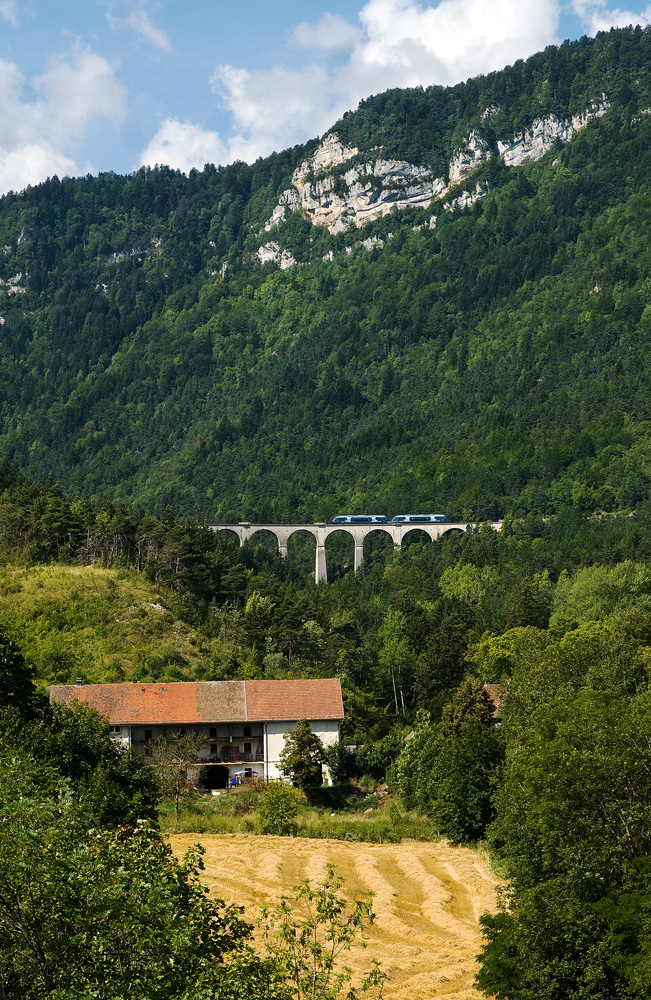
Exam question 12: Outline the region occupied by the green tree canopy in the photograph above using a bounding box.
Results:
[0,629,39,722]
[478,692,651,1000]
[20,701,159,828]
[279,718,325,789]
[0,749,251,1000]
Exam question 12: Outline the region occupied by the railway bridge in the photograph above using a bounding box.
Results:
[209,520,503,583]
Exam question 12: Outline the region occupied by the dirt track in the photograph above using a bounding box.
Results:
[169,834,498,1000]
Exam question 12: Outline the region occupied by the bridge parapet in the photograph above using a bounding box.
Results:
[209,521,503,583]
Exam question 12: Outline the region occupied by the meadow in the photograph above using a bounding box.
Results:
[0,563,208,689]
[158,784,439,842]
[168,831,497,1000]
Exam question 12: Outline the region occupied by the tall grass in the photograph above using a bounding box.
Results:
[0,563,208,688]
[158,786,440,842]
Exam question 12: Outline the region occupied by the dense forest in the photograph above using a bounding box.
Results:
[4,23,651,1000]
[1,28,651,518]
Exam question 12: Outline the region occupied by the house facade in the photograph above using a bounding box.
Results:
[49,678,344,787]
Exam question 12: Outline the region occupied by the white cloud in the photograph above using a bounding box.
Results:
[572,0,651,33]
[204,0,561,165]
[352,0,559,85]
[0,143,77,194]
[293,13,362,50]
[34,52,128,137]
[139,119,228,172]
[0,1,18,27]
[0,51,128,195]
[210,63,337,163]
[107,9,172,51]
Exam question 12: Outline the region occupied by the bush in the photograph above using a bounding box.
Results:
[356,729,405,781]
[259,781,301,836]
[322,741,357,785]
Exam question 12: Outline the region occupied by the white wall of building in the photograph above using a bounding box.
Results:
[108,717,342,785]
[264,719,340,781]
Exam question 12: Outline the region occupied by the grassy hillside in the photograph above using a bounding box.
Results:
[0,563,209,691]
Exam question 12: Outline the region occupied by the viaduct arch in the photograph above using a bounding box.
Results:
[209,521,503,584]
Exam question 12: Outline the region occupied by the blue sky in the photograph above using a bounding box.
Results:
[0,0,649,194]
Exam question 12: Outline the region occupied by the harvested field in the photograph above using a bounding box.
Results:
[169,833,498,1000]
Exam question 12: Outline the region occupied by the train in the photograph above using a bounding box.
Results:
[391,514,449,523]
[331,514,449,524]
[331,515,389,524]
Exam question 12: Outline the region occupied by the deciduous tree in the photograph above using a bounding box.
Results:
[147,729,206,826]
[258,864,387,1000]
[0,750,251,1000]
[279,719,324,789]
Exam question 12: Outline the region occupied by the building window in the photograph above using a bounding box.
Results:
[244,742,251,753]
[244,726,251,737]
[210,727,217,738]
[145,747,152,757]
[179,728,185,736]
[145,729,152,740]
[210,744,217,754]
[109,725,121,734]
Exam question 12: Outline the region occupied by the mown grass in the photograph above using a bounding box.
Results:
[159,785,440,843]
[0,563,209,690]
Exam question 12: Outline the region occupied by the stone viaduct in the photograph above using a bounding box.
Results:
[209,521,503,583]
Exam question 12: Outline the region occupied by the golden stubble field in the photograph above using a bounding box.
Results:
[169,833,498,1000]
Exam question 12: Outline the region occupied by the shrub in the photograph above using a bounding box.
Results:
[259,781,301,836]
[356,729,405,780]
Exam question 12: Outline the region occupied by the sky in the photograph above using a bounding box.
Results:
[0,0,650,195]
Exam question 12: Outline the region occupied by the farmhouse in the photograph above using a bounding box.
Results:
[50,678,344,788]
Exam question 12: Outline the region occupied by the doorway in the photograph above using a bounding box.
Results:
[203,764,229,789]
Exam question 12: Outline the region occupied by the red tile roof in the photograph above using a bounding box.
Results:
[483,683,507,717]
[49,678,344,724]
[246,679,343,721]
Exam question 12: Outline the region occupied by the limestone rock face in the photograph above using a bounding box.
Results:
[258,95,610,254]
[256,242,297,269]
[264,188,301,231]
[445,183,488,213]
[259,133,447,235]
[448,130,490,187]
[294,134,359,180]
[0,272,26,294]
[263,129,489,237]
[497,97,609,167]
[289,154,444,234]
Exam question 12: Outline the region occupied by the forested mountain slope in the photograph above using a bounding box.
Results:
[2,27,651,519]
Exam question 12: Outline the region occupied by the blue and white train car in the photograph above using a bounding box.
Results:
[331,515,389,524]
[391,514,449,524]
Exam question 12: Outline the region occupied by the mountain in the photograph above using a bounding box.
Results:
[2,26,651,521]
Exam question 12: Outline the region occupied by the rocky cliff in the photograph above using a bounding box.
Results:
[261,97,609,245]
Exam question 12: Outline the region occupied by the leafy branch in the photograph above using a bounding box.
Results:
[257,864,387,1000]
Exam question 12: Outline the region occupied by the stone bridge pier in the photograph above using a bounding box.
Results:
[209,521,503,584]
